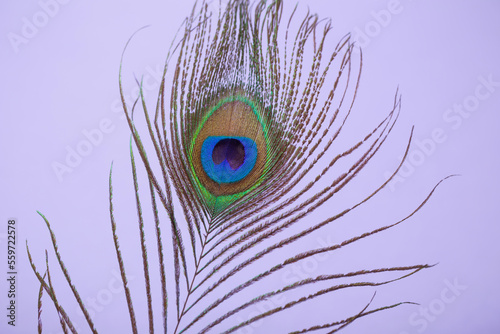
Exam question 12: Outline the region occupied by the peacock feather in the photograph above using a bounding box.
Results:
[27,0,449,333]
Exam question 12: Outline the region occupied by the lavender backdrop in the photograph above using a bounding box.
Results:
[1,0,499,333]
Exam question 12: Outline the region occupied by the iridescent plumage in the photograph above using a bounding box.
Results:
[27,1,446,333]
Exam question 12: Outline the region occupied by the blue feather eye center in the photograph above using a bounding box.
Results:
[212,138,245,170]
[201,136,257,184]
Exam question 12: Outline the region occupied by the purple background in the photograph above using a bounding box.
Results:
[1,0,499,333]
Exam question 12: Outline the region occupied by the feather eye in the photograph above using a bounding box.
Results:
[190,96,272,213]
[27,0,449,333]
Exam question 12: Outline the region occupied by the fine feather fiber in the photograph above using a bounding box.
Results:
[26,0,449,333]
